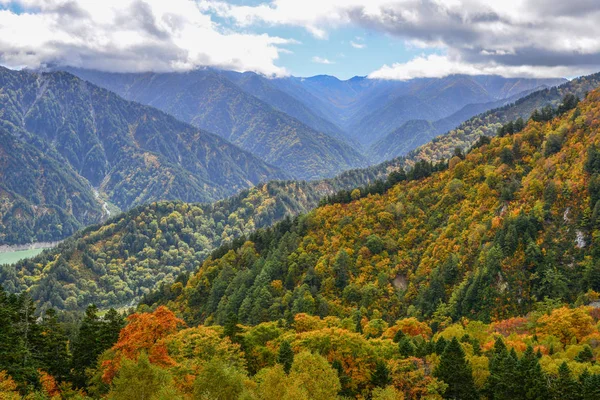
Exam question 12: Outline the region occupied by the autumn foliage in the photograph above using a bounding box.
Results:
[101,306,184,383]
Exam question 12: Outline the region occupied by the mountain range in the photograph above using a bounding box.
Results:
[0,67,285,244]
[0,65,565,246]
[144,85,594,326]
[65,67,564,163]
[63,68,368,180]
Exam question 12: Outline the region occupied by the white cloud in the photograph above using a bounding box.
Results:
[368,54,598,80]
[350,41,365,49]
[312,56,334,64]
[202,0,600,79]
[0,0,295,75]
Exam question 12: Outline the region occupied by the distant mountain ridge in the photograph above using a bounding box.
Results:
[62,68,368,180]
[368,87,546,163]
[63,67,564,166]
[271,74,566,146]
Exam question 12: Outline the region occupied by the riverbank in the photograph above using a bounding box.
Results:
[0,241,61,253]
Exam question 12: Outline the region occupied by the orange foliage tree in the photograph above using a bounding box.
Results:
[537,307,595,344]
[101,306,185,383]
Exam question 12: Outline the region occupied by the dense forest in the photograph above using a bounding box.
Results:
[0,129,103,244]
[3,286,600,399]
[0,68,592,247]
[137,90,592,327]
[0,160,415,313]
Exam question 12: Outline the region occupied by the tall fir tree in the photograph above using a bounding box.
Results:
[551,362,581,400]
[580,369,600,400]
[518,345,549,400]
[434,337,478,400]
[38,309,70,382]
[485,337,520,400]
[370,360,392,388]
[70,305,102,387]
[277,340,294,374]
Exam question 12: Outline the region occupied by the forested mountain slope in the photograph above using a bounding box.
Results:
[2,76,595,311]
[63,68,368,180]
[0,158,401,313]
[361,72,600,173]
[367,90,542,163]
[220,70,351,145]
[0,67,285,244]
[146,88,599,327]
[66,67,562,164]
[0,129,103,244]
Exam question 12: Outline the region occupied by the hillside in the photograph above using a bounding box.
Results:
[0,129,103,244]
[141,87,598,327]
[368,120,438,163]
[63,68,368,180]
[367,91,542,163]
[0,164,396,312]
[0,67,285,245]
[3,78,597,312]
[409,73,600,164]
[66,68,563,164]
[220,70,352,145]
[3,91,600,400]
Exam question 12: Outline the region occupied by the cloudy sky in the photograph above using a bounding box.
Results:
[1,0,600,80]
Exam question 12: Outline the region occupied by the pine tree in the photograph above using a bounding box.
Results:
[575,345,594,363]
[38,309,70,382]
[393,329,405,343]
[333,250,351,290]
[277,340,294,374]
[551,362,581,400]
[580,369,600,400]
[370,360,392,388]
[99,308,124,350]
[434,337,478,399]
[14,293,41,386]
[518,345,549,400]
[398,336,415,357]
[485,338,520,400]
[224,312,241,343]
[71,305,102,387]
[435,336,447,354]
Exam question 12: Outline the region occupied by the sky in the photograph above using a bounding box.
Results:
[1,0,600,80]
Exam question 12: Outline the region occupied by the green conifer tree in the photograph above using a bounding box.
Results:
[371,360,392,388]
[518,345,549,400]
[433,337,478,399]
[277,340,294,374]
[551,362,581,400]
